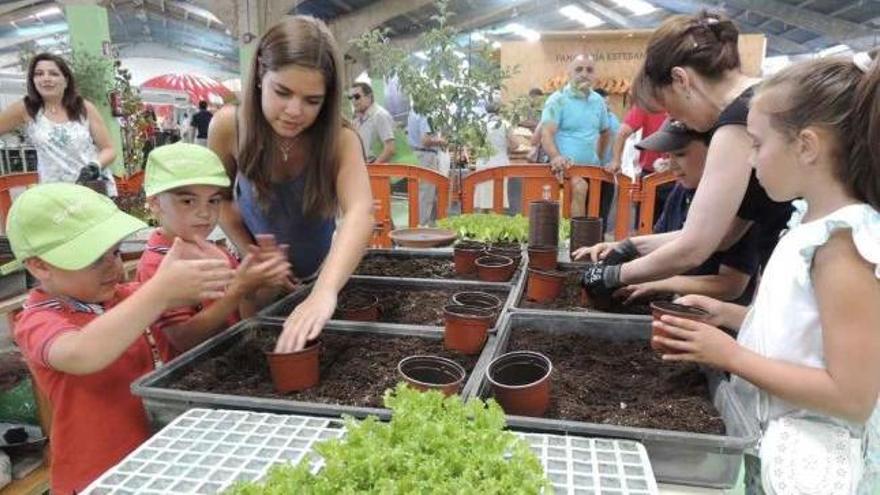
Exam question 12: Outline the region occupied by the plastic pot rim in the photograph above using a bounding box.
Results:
[397,355,466,388]
[487,350,553,390]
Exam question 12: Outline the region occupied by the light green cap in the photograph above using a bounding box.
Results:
[144,142,231,197]
[1,183,148,275]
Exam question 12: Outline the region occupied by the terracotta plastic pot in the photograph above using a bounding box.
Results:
[450,291,502,316]
[475,255,515,282]
[338,292,380,321]
[398,355,466,397]
[569,216,604,254]
[485,245,522,266]
[453,241,485,275]
[526,268,566,303]
[265,340,321,393]
[443,304,493,354]
[488,351,552,417]
[528,200,560,248]
[650,301,710,354]
[527,245,558,271]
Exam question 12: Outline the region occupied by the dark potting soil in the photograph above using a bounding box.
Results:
[334,286,503,326]
[355,255,463,279]
[519,270,661,315]
[169,327,479,407]
[503,328,725,434]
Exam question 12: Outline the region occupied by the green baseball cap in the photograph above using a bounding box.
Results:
[1,183,147,275]
[144,142,231,197]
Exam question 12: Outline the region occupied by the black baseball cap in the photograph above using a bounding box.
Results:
[636,118,709,152]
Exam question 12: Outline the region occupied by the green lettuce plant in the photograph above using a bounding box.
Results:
[227,384,552,494]
[438,213,570,244]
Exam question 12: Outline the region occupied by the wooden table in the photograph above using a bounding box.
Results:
[0,465,48,495]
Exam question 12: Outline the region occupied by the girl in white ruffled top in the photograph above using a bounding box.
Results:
[653,54,880,494]
[0,53,117,195]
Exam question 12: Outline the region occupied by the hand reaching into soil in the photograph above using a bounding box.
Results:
[153,238,236,308]
[613,281,669,305]
[651,315,740,370]
[276,288,337,353]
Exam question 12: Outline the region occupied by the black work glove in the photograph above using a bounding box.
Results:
[75,163,103,183]
[581,262,622,298]
[603,238,639,265]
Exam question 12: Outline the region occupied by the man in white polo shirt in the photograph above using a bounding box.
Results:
[350,82,398,164]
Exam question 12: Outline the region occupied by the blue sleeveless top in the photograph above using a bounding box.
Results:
[235,173,335,280]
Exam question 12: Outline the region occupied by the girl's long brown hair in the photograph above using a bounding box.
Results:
[755,56,880,211]
[238,16,343,218]
[24,53,86,121]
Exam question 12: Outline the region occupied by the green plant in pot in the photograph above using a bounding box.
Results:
[352,0,517,167]
[438,213,571,244]
[227,383,551,493]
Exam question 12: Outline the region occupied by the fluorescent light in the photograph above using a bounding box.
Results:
[609,0,657,16]
[505,23,540,42]
[471,32,487,43]
[492,41,501,49]
[817,44,851,57]
[559,5,603,29]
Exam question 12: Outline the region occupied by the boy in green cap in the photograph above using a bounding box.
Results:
[137,142,290,354]
[7,183,234,494]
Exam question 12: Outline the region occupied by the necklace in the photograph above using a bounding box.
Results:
[46,105,61,115]
[278,139,293,161]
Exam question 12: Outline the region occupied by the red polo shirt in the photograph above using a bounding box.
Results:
[135,230,240,349]
[14,284,173,494]
[624,106,667,173]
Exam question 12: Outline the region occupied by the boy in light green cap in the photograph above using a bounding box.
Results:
[137,142,290,354]
[8,183,234,494]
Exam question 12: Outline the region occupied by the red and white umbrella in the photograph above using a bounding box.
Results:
[140,73,233,105]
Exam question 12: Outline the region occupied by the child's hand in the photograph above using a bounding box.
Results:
[613,282,665,305]
[651,315,740,370]
[153,238,235,307]
[232,246,291,295]
[252,234,295,290]
[674,294,727,327]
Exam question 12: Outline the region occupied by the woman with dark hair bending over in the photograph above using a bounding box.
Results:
[579,12,793,297]
[0,53,118,194]
[208,16,373,352]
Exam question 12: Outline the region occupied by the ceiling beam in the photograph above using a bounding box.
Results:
[830,1,862,17]
[0,0,47,18]
[450,0,539,34]
[328,0,434,51]
[581,1,633,29]
[705,0,878,50]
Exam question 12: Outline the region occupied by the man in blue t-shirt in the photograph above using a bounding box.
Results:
[575,118,761,305]
[541,54,612,218]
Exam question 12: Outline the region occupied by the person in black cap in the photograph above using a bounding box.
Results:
[574,118,761,304]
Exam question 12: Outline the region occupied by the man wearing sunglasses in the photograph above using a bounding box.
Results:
[541,54,613,218]
[350,82,398,164]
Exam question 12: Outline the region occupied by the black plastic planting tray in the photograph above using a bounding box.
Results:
[132,318,497,429]
[258,277,515,334]
[468,311,758,488]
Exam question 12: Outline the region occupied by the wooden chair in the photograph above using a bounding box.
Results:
[367,164,450,247]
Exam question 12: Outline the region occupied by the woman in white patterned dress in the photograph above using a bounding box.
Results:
[0,53,117,195]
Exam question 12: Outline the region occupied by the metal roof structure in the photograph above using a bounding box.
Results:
[0,0,877,73]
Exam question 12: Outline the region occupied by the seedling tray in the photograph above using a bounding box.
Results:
[354,247,523,285]
[513,261,652,321]
[468,312,758,488]
[84,408,659,494]
[132,319,497,429]
[259,277,515,333]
